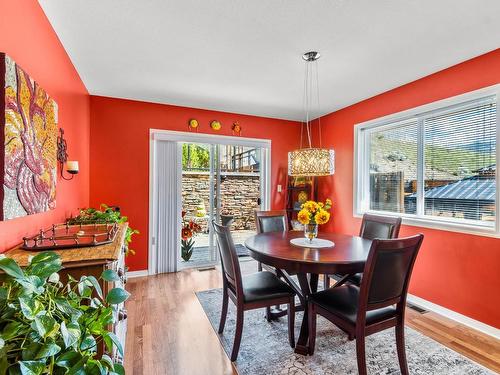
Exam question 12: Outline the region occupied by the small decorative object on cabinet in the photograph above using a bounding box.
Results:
[2,223,130,367]
[21,222,119,250]
[210,120,222,131]
[297,198,332,242]
[285,176,317,229]
[181,210,202,262]
[1,53,58,220]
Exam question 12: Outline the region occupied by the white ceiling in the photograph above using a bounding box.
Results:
[39,0,500,121]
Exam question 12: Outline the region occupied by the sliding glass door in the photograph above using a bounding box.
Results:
[180,142,268,269]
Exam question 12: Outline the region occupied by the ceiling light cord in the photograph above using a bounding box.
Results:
[315,59,322,148]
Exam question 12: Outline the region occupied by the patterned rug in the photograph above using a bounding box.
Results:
[196,288,494,375]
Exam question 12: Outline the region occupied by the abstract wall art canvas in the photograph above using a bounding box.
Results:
[0,53,58,221]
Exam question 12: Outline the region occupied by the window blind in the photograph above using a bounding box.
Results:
[363,94,497,228]
[369,121,418,214]
[423,100,496,224]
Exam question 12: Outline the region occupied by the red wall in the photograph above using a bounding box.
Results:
[318,49,500,328]
[0,0,90,251]
[89,96,300,272]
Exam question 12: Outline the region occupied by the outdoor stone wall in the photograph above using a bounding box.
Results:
[181,172,260,231]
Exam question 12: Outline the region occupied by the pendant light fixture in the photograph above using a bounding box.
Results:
[288,51,335,177]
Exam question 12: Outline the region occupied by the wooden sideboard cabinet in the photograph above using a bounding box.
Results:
[4,223,129,363]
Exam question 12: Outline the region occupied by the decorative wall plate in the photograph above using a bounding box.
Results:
[210,120,221,131]
[188,118,199,131]
[232,121,242,135]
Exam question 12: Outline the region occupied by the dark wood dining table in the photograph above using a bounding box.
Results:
[244,230,373,355]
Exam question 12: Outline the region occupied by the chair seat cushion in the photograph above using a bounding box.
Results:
[242,271,295,303]
[310,285,396,325]
[330,273,362,286]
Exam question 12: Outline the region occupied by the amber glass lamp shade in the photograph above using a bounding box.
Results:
[288,148,335,177]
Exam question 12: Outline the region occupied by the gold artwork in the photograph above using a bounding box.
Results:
[1,53,58,220]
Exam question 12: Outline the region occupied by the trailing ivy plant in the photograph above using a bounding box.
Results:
[0,251,130,374]
[67,204,139,256]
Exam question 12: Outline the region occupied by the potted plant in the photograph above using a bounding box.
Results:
[67,204,139,256]
[180,211,202,262]
[0,251,129,374]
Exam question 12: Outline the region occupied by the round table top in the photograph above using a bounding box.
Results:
[244,231,373,274]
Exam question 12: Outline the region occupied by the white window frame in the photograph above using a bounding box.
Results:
[354,84,500,238]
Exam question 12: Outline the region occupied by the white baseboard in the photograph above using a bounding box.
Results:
[126,270,149,278]
[407,294,500,340]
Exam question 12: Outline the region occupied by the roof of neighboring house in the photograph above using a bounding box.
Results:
[408,176,496,201]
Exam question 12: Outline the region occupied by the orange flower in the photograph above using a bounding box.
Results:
[181,227,192,240]
[297,209,310,225]
[314,210,330,225]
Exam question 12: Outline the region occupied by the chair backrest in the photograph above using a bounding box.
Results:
[255,210,288,234]
[212,220,243,296]
[358,234,424,315]
[359,213,402,240]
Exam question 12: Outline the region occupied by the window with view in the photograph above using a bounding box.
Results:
[356,88,498,232]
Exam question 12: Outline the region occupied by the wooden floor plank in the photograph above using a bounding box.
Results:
[124,268,500,374]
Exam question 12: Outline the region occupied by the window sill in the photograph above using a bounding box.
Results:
[353,211,499,239]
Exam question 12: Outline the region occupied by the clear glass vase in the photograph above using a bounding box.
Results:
[304,224,318,243]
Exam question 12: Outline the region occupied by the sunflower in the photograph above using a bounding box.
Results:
[297,209,311,225]
[325,198,332,208]
[314,209,330,225]
[302,200,319,213]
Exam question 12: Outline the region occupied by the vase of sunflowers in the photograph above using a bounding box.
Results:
[181,210,202,261]
[297,199,332,243]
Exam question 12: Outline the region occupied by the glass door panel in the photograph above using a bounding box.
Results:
[180,142,268,269]
[180,142,217,268]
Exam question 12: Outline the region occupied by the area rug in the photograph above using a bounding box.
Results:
[196,288,494,375]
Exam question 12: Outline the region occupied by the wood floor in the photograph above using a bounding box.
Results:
[124,264,500,375]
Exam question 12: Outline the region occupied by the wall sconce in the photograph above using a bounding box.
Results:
[57,128,79,180]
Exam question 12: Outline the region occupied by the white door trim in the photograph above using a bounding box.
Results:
[148,129,272,275]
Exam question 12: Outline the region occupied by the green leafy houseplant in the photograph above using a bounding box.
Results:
[67,204,139,256]
[0,252,130,374]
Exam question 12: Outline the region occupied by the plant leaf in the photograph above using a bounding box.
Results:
[1,321,23,340]
[55,351,81,369]
[34,314,59,339]
[99,354,114,370]
[105,288,130,305]
[19,360,45,375]
[111,363,125,375]
[0,257,24,279]
[29,252,62,278]
[103,332,123,357]
[85,276,103,299]
[18,296,42,320]
[61,321,81,349]
[17,276,45,295]
[101,269,120,282]
[80,335,97,351]
[22,341,61,360]
[77,280,92,298]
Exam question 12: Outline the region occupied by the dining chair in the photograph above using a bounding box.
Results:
[254,210,288,273]
[324,213,402,289]
[212,220,296,361]
[254,210,290,320]
[308,234,424,375]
